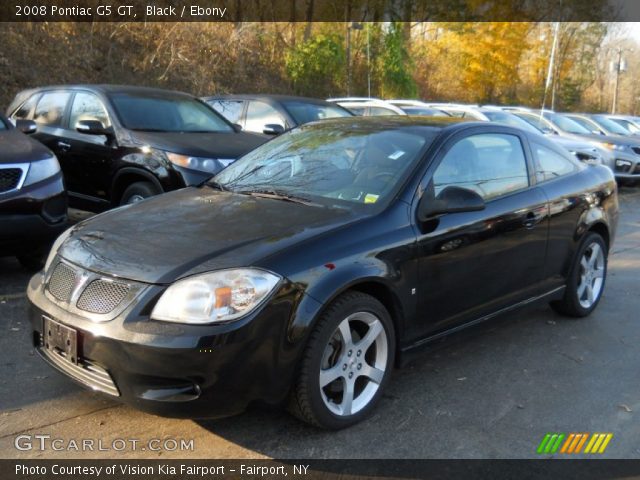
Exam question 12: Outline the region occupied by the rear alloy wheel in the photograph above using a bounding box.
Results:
[551,232,607,317]
[290,291,395,429]
[120,181,161,205]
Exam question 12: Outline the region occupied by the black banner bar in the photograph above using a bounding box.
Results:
[3,460,640,480]
[1,0,640,22]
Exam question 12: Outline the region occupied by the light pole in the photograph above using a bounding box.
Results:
[611,46,632,114]
[346,22,363,96]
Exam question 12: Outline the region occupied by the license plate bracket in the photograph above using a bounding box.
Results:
[43,316,78,365]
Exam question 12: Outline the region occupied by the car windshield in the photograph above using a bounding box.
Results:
[213,123,435,209]
[546,113,591,134]
[402,107,450,116]
[592,116,632,135]
[483,111,541,134]
[566,115,601,133]
[282,101,352,125]
[110,93,233,133]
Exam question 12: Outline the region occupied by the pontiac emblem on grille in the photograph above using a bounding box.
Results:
[69,270,92,305]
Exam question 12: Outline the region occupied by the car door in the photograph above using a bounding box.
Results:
[29,90,73,172]
[410,130,549,340]
[63,91,114,202]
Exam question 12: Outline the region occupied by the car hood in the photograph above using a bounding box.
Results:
[127,130,267,159]
[58,187,357,284]
[551,136,601,152]
[574,132,640,147]
[0,129,53,164]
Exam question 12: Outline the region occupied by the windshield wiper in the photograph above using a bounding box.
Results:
[236,188,319,206]
[207,180,228,191]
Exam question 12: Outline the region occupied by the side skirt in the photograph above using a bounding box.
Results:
[398,285,566,364]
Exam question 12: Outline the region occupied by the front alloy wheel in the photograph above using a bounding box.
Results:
[319,312,388,417]
[290,291,395,429]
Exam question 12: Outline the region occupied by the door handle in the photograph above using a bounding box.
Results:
[57,141,71,151]
[523,211,539,229]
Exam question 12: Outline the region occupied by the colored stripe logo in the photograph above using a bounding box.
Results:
[537,433,613,454]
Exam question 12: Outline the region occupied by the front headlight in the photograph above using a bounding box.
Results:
[23,155,61,186]
[165,152,222,174]
[43,225,74,273]
[151,269,281,324]
[599,142,626,152]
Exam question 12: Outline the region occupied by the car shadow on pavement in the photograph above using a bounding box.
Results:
[193,307,560,459]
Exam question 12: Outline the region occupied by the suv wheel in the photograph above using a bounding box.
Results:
[120,182,161,205]
[551,232,607,317]
[290,291,395,429]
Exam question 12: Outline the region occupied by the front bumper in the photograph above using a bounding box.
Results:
[0,173,67,254]
[27,268,309,418]
[605,151,640,180]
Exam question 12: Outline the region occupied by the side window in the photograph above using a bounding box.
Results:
[13,94,40,120]
[433,133,529,201]
[244,101,285,133]
[369,107,397,116]
[69,92,111,129]
[533,143,577,182]
[210,100,244,124]
[34,91,71,127]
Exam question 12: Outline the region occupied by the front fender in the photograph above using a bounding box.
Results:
[287,258,414,344]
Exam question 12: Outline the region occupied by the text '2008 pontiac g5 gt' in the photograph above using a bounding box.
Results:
[27,117,618,429]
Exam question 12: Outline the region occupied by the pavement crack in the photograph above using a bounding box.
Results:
[0,404,120,439]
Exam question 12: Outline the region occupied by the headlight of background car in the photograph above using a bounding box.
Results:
[599,142,627,152]
[151,269,281,324]
[165,151,224,174]
[23,155,61,187]
[43,225,74,273]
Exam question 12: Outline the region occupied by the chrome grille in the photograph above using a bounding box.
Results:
[0,168,23,193]
[77,280,130,314]
[47,262,77,302]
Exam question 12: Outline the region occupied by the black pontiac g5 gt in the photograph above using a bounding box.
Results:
[27,117,618,429]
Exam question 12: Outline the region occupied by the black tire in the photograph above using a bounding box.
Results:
[289,291,395,429]
[550,232,608,317]
[120,181,161,205]
[17,252,46,272]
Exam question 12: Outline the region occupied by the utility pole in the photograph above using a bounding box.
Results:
[346,22,363,96]
[611,47,631,114]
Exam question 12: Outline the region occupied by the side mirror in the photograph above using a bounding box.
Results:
[263,124,285,135]
[16,119,37,135]
[76,120,112,136]
[418,185,485,221]
[233,123,243,132]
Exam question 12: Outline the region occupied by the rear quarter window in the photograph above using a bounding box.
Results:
[532,142,578,183]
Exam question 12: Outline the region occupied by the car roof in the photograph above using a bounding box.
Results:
[203,94,338,105]
[301,115,486,133]
[24,84,196,99]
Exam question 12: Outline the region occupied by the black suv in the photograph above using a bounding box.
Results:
[0,114,67,269]
[7,86,267,211]
[204,94,353,136]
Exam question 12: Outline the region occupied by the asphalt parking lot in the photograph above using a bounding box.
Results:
[1,188,639,459]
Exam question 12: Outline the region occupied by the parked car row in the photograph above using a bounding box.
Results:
[323,98,640,185]
[0,84,622,429]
